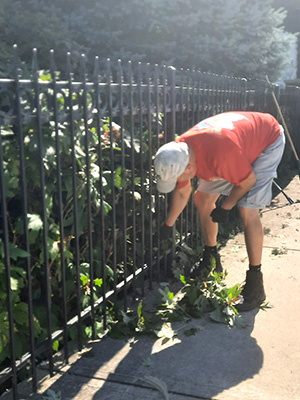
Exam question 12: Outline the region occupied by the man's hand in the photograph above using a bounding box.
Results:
[161,223,172,241]
[210,206,230,223]
[153,223,172,252]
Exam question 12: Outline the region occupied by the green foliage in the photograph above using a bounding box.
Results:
[158,271,241,328]
[104,247,242,346]
[0,76,161,374]
[0,0,297,81]
[158,245,242,328]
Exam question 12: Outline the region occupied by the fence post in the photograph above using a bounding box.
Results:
[165,66,177,266]
[0,127,18,399]
[32,48,54,376]
[166,66,176,142]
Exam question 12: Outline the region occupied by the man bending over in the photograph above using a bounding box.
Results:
[154,111,285,311]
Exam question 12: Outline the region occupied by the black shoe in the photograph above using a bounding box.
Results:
[235,270,266,312]
[189,249,223,278]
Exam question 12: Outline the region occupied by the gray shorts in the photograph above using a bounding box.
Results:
[197,127,286,209]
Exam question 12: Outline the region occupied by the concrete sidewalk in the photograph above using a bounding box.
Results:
[5,171,300,400]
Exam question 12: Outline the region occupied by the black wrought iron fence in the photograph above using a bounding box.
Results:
[0,46,299,399]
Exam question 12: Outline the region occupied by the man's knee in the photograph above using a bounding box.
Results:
[238,206,260,225]
[194,191,219,213]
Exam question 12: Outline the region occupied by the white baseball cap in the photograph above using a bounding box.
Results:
[154,141,190,193]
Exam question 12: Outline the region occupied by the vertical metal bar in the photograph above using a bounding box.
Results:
[195,70,201,124]
[117,59,128,310]
[154,64,161,281]
[225,75,230,112]
[195,70,202,248]
[231,77,235,110]
[234,77,238,110]
[146,63,153,288]
[0,127,18,399]
[106,59,117,304]
[50,50,68,362]
[243,78,248,111]
[199,71,205,120]
[136,62,143,295]
[81,54,95,338]
[13,44,37,392]
[210,73,215,116]
[206,73,211,117]
[179,68,184,133]
[228,76,233,110]
[191,70,195,127]
[162,66,168,141]
[32,48,53,375]
[220,75,225,113]
[66,53,82,350]
[215,74,220,115]
[240,78,246,110]
[184,70,190,242]
[178,68,184,247]
[93,56,107,329]
[186,69,190,130]
[168,66,176,261]
[190,70,195,245]
[162,66,168,277]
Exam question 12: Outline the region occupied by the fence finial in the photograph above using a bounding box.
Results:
[93,55,100,80]
[66,52,73,80]
[50,49,57,80]
[32,48,38,77]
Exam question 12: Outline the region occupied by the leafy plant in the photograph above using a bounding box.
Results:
[0,71,165,384]
[158,271,241,328]
[271,246,288,255]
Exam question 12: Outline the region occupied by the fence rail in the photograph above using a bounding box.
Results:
[0,47,299,399]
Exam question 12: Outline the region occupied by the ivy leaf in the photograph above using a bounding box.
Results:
[209,308,225,324]
[28,213,43,231]
[80,274,89,286]
[114,167,122,189]
[94,278,103,287]
[155,323,177,341]
[120,310,132,326]
[159,286,174,306]
[14,302,28,326]
[137,301,143,319]
[10,277,19,291]
[9,243,30,261]
[52,340,59,352]
[103,200,112,215]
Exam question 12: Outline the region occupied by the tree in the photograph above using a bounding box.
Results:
[272,0,300,77]
[0,0,297,81]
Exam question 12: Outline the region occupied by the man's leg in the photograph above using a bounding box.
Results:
[194,191,219,246]
[238,207,263,265]
[236,206,266,311]
[191,191,223,274]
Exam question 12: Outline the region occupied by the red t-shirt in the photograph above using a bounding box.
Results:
[177,111,281,187]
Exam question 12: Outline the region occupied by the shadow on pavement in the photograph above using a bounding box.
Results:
[29,308,263,399]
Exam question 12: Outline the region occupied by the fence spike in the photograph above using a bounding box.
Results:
[106,58,112,83]
[93,55,100,80]
[66,52,73,79]
[118,59,123,83]
[80,53,87,81]
[32,48,38,77]
[49,49,57,80]
[12,44,20,78]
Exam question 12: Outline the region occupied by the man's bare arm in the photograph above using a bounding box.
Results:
[222,172,257,210]
[165,181,192,227]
